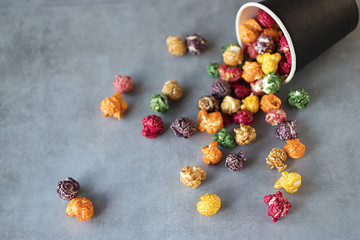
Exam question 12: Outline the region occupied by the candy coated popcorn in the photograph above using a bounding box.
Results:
[257,9,275,28]
[241,95,260,114]
[197,110,223,134]
[180,165,206,188]
[141,115,164,138]
[284,138,305,159]
[197,193,221,216]
[274,171,302,194]
[231,83,251,100]
[279,35,290,55]
[266,148,287,172]
[234,124,256,145]
[265,108,287,126]
[218,65,242,82]
[260,94,281,113]
[288,89,310,110]
[238,19,263,43]
[212,128,236,148]
[221,96,241,115]
[255,35,276,54]
[277,58,291,75]
[150,93,170,113]
[207,63,220,78]
[170,117,197,138]
[275,120,298,141]
[202,141,223,165]
[250,80,265,96]
[186,34,206,55]
[225,151,247,171]
[285,53,292,66]
[161,79,183,101]
[166,36,187,55]
[261,73,282,94]
[243,41,258,59]
[222,44,244,66]
[242,61,263,83]
[100,92,128,120]
[261,28,282,42]
[66,197,94,221]
[264,191,292,222]
[233,110,253,125]
[257,52,282,75]
[113,75,133,93]
[221,113,232,126]
[211,79,232,99]
[197,95,220,112]
[56,177,80,201]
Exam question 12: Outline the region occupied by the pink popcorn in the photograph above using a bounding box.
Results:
[264,191,292,223]
[243,41,259,59]
[277,58,291,75]
[113,75,133,93]
[219,65,243,83]
[233,110,253,125]
[280,36,290,55]
[257,9,275,28]
[265,108,287,126]
[250,80,265,96]
[286,53,292,66]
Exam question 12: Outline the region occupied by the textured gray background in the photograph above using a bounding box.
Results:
[0,0,360,239]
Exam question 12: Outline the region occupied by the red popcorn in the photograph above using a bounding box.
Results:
[113,75,133,93]
[264,191,292,223]
[221,113,233,126]
[243,41,258,59]
[280,35,290,55]
[286,53,292,66]
[219,65,243,82]
[277,58,291,75]
[233,110,253,125]
[265,108,287,126]
[231,83,251,100]
[257,9,275,28]
[141,115,164,138]
[250,80,265,96]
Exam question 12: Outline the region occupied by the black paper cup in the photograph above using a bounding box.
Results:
[236,0,359,83]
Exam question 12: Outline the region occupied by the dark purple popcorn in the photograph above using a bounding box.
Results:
[185,34,206,55]
[211,79,232,99]
[170,117,197,138]
[56,177,80,201]
[275,120,299,141]
[255,35,276,54]
[225,151,247,171]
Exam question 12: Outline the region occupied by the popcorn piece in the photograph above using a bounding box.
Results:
[161,79,183,101]
[197,110,223,134]
[150,93,170,113]
[265,108,287,126]
[56,177,80,201]
[266,148,287,171]
[211,79,232,99]
[197,193,221,216]
[225,151,247,171]
[218,65,242,82]
[66,197,94,221]
[255,35,276,54]
[231,83,251,100]
[221,113,232,126]
[238,19,263,43]
[212,128,236,148]
[277,58,291,75]
[185,34,206,55]
[284,138,305,159]
[180,165,206,188]
[241,95,260,114]
[207,63,220,78]
[257,9,275,28]
[233,110,253,126]
[275,120,298,141]
[166,36,187,55]
[100,92,128,120]
[242,61,263,83]
[261,73,282,94]
[222,44,244,66]
[221,96,241,115]
[141,115,164,138]
[170,117,197,138]
[260,94,281,113]
[202,141,223,165]
[257,52,282,75]
[279,35,290,55]
[197,95,220,112]
[288,89,310,110]
[234,124,256,145]
[250,80,265,96]
[274,171,302,194]
[261,28,283,42]
[113,75,133,93]
[243,41,259,59]
[264,191,292,222]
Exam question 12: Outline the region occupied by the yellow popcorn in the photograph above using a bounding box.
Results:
[221,96,241,115]
[197,193,221,216]
[166,36,187,56]
[274,171,302,194]
[240,95,259,114]
[257,52,282,74]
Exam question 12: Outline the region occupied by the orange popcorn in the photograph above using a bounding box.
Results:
[202,141,223,165]
[197,110,223,134]
[238,19,263,43]
[100,92,127,120]
[260,94,281,112]
[66,197,94,221]
[261,28,283,42]
[242,61,264,83]
[284,138,305,159]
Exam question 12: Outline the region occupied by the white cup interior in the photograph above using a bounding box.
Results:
[235,2,296,84]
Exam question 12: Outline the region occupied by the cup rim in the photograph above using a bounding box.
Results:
[235,2,296,84]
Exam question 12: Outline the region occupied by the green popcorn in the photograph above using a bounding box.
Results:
[212,128,236,148]
[150,93,170,113]
[261,72,282,94]
[288,89,310,110]
[207,63,220,78]
[221,42,239,53]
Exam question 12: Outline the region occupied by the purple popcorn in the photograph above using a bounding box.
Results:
[211,79,232,99]
[255,35,276,54]
[225,151,247,171]
[275,120,299,141]
[186,34,206,55]
[170,117,197,138]
[56,177,80,201]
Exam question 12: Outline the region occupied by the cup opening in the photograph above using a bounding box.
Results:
[235,2,296,84]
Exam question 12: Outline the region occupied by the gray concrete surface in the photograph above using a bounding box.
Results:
[0,0,360,239]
